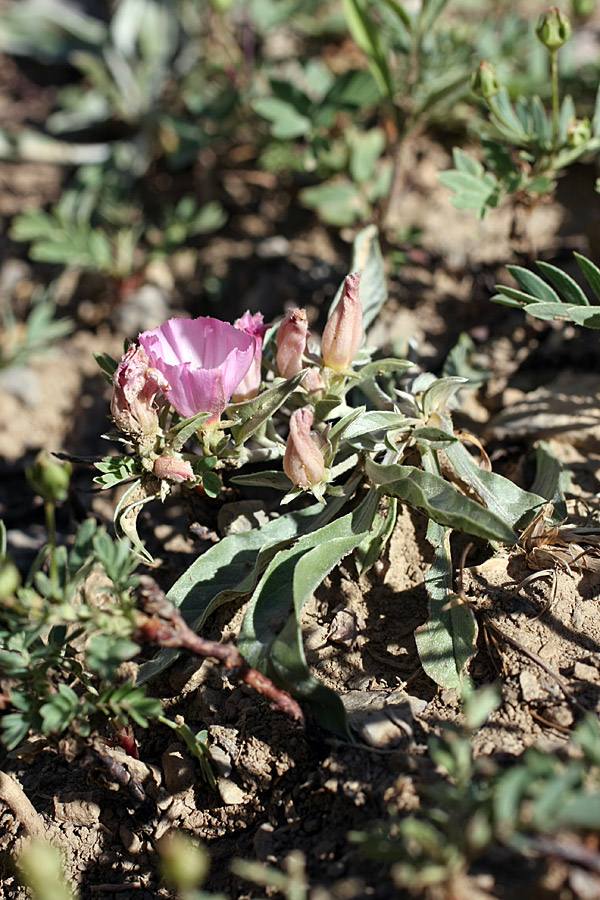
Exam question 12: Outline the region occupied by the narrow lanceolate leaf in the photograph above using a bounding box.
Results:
[342,0,394,100]
[366,459,518,543]
[229,371,306,445]
[507,266,560,304]
[417,521,477,690]
[536,261,589,306]
[239,491,379,736]
[443,441,543,530]
[575,253,600,303]
[137,503,327,684]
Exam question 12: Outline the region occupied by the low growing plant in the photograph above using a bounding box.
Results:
[91,227,552,735]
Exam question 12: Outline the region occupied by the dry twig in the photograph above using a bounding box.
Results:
[135,576,305,726]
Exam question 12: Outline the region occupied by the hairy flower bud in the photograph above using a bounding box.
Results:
[27,451,71,503]
[276,308,308,379]
[153,455,195,483]
[111,344,169,442]
[283,408,326,489]
[232,311,268,402]
[471,61,499,100]
[536,7,572,50]
[321,272,363,373]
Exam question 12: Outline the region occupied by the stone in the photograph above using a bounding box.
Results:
[162,742,196,794]
[217,778,247,806]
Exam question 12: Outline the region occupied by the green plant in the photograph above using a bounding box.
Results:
[93,226,555,737]
[440,9,600,217]
[493,251,600,328]
[351,699,600,898]
[0,288,72,371]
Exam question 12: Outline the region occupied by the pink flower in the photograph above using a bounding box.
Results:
[283,407,326,489]
[232,311,268,402]
[111,344,169,440]
[321,272,363,372]
[138,317,256,420]
[276,308,308,378]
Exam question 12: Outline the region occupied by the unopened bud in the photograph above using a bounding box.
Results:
[471,61,499,100]
[536,7,572,50]
[302,366,325,395]
[111,345,169,444]
[27,451,71,503]
[321,273,363,373]
[159,831,209,892]
[276,309,308,379]
[0,557,20,598]
[567,116,591,147]
[283,408,326,489]
[153,455,195,483]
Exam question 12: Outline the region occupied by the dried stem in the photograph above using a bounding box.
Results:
[0,770,46,837]
[135,576,305,726]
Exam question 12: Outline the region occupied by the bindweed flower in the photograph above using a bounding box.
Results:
[232,311,268,402]
[471,61,499,100]
[321,272,363,373]
[536,7,571,50]
[276,308,308,379]
[153,455,195,483]
[139,317,256,420]
[283,407,326,489]
[111,344,169,443]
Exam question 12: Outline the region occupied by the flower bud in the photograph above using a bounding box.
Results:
[0,557,20,598]
[232,311,267,402]
[159,831,209,892]
[276,309,308,379]
[111,344,170,442]
[321,272,363,373]
[302,366,325,396]
[153,455,195,483]
[567,116,591,147]
[283,408,326,489]
[471,61,499,100]
[536,7,572,50]
[27,451,71,503]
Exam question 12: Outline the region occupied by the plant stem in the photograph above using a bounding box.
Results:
[45,500,58,587]
[551,49,559,145]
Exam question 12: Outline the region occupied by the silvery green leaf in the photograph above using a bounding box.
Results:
[168,411,211,450]
[229,372,306,445]
[230,471,292,491]
[417,520,477,690]
[138,500,344,683]
[443,440,544,530]
[239,491,379,735]
[367,459,518,543]
[421,377,467,416]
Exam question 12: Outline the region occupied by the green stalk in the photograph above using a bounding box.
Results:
[44,500,58,588]
[551,49,560,145]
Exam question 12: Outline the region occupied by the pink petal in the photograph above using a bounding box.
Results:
[139,317,256,418]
